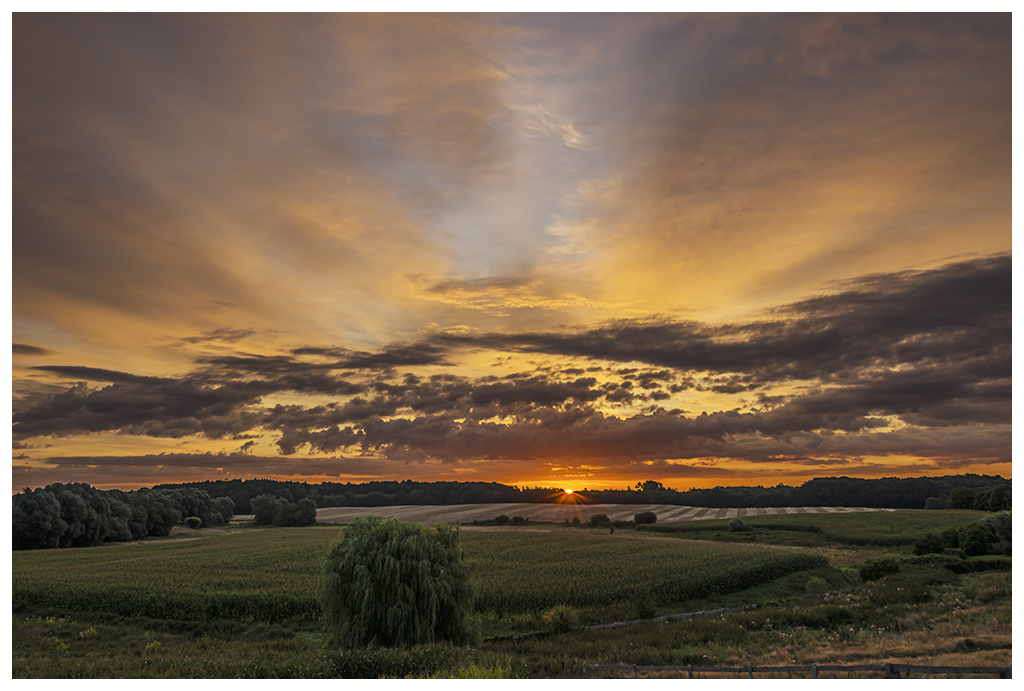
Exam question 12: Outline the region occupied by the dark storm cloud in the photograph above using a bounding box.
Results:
[13,343,50,356]
[440,255,1010,385]
[12,255,1010,470]
[210,342,451,373]
[13,369,275,440]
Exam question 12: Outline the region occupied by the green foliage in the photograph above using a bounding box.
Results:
[511,515,526,525]
[950,487,977,510]
[589,514,610,526]
[630,586,659,619]
[11,483,233,550]
[977,511,1011,554]
[728,519,749,532]
[494,514,510,524]
[864,566,957,606]
[251,494,317,526]
[913,532,946,555]
[957,524,992,556]
[964,572,1012,603]
[858,558,900,582]
[942,528,961,549]
[634,511,657,525]
[12,488,67,550]
[541,605,579,633]
[183,517,203,530]
[318,517,474,648]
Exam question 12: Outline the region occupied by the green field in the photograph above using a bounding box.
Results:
[11,509,1012,678]
[637,509,986,546]
[463,529,825,614]
[12,525,824,624]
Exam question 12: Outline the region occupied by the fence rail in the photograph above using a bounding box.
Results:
[583,662,1011,679]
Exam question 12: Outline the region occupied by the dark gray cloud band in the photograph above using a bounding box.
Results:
[13,255,1011,469]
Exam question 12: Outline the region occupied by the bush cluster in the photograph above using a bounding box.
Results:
[634,511,657,525]
[919,512,1012,557]
[858,558,900,582]
[251,494,317,527]
[12,483,233,550]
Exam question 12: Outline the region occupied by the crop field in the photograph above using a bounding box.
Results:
[12,508,1011,678]
[12,525,823,624]
[312,502,888,525]
[465,530,826,614]
[638,509,986,546]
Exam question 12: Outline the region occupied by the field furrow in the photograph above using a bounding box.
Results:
[311,503,889,525]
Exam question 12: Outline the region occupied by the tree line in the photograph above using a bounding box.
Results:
[158,474,1009,513]
[12,482,234,551]
[12,474,1009,551]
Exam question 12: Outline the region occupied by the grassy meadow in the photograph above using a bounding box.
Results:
[11,506,1012,678]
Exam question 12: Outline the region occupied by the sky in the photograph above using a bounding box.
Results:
[10,12,1012,492]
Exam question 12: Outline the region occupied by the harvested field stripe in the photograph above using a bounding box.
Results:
[312,503,890,525]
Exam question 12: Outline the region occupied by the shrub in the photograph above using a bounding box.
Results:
[541,605,579,633]
[183,516,203,530]
[511,515,526,526]
[634,511,657,525]
[941,528,961,549]
[728,519,749,533]
[913,532,945,555]
[631,587,659,618]
[858,558,900,582]
[978,511,1011,554]
[589,514,610,527]
[957,524,992,557]
[494,514,510,525]
[318,517,474,648]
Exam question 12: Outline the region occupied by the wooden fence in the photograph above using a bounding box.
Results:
[583,662,1011,679]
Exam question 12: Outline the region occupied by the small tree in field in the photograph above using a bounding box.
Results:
[634,511,657,525]
[318,516,474,648]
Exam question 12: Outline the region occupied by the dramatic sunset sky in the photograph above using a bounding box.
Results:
[11,13,1011,491]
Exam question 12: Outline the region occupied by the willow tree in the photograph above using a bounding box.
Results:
[318,516,474,648]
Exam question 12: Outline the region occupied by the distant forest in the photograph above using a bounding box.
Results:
[156,474,1011,515]
[13,474,1010,551]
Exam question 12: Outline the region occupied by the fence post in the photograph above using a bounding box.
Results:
[812,663,818,679]
[688,665,693,679]
[747,664,753,679]
[632,665,637,679]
